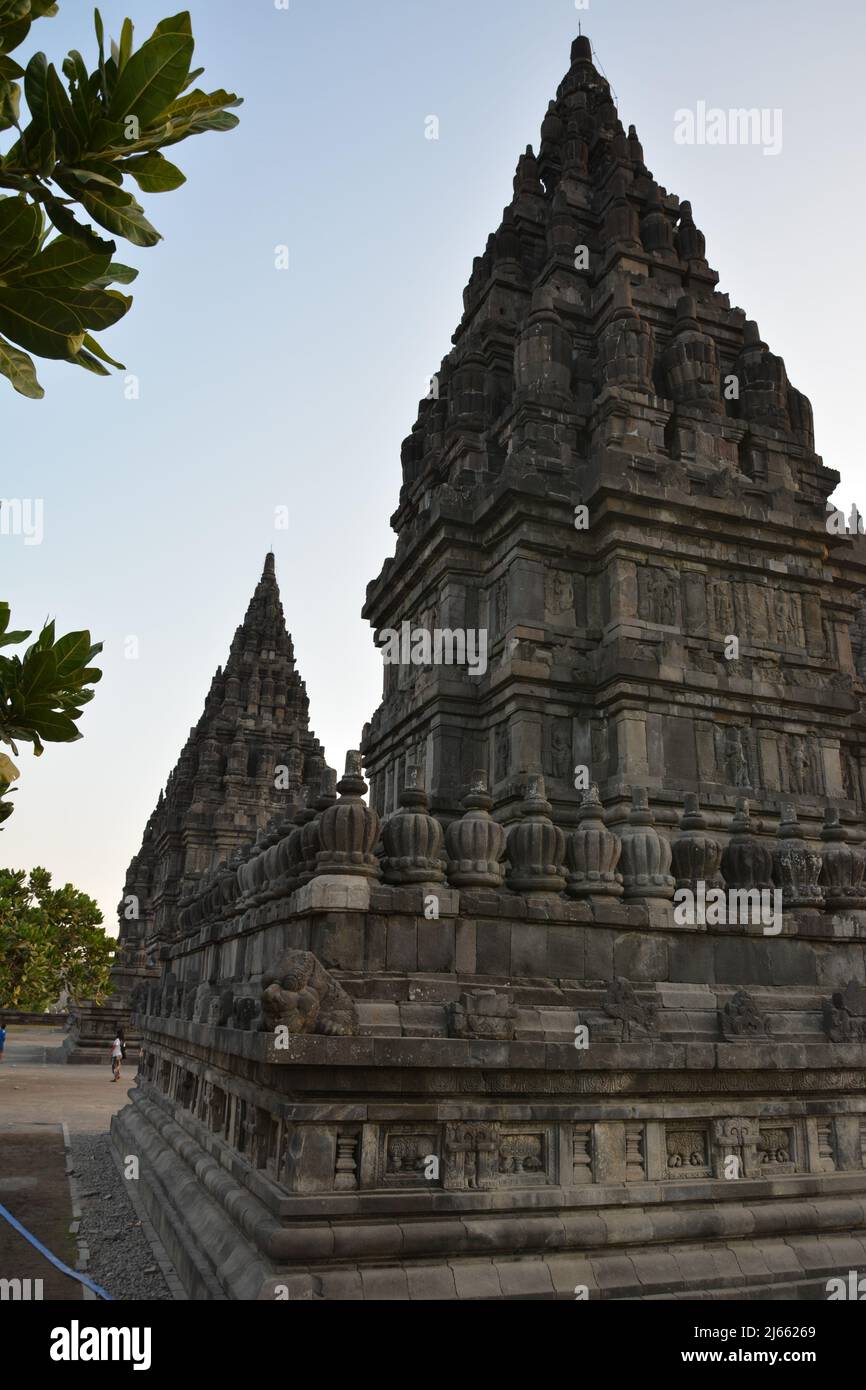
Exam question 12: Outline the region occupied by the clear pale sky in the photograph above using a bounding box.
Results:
[2,0,865,929]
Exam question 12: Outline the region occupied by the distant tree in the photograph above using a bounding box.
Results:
[0,601,101,825]
[0,865,112,1010]
[0,4,241,397]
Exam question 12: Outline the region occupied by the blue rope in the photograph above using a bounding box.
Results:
[0,1200,113,1300]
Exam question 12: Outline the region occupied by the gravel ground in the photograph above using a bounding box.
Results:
[69,1132,175,1301]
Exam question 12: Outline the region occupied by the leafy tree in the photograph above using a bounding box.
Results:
[0,3,241,397]
[0,600,102,824]
[0,865,112,1010]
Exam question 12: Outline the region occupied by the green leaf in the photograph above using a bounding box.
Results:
[0,751,19,782]
[19,707,82,743]
[14,234,112,287]
[0,192,41,245]
[122,150,184,191]
[39,191,117,255]
[54,172,160,246]
[152,12,193,39]
[0,76,20,131]
[0,286,85,358]
[164,86,241,120]
[118,17,133,70]
[81,330,123,368]
[87,260,137,287]
[67,345,109,375]
[45,61,84,159]
[0,332,44,397]
[0,602,31,644]
[94,8,104,51]
[76,186,160,247]
[159,108,239,148]
[34,618,55,650]
[20,126,57,177]
[73,156,122,184]
[20,646,57,696]
[107,31,194,129]
[23,49,48,124]
[0,18,31,62]
[52,630,99,679]
[0,54,23,78]
[63,49,95,134]
[52,286,130,329]
[180,65,203,92]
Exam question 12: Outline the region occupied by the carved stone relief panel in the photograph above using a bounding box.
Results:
[545,716,573,781]
[757,1124,797,1176]
[381,1128,440,1186]
[443,1122,555,1191]
[545,569,574,622]
[638,566,679,627]
[665,1126,711,1177]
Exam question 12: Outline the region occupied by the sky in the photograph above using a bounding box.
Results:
[2,0,865,930]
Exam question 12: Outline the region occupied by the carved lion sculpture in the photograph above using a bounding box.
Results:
[260,950,357,1037]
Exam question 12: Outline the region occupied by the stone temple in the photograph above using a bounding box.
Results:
[112,34,866,1299]
[65,556,326,1062]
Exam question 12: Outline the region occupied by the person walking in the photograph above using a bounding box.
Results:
[0,1018,6,1063]
[110,1027,125,1081]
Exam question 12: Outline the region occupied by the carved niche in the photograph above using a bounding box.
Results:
[546,717,573,781]
[711,1117,760,1178]
[602,977,658,1040]
[780,734,824,797]
[666,1127,710,1176]
[823,981,866,1042]
[383,1130,440,1185]
[638,566,679,626]
[443,1122,554,1191]
[448,989,517,1041]
[545,569,574,621]
[717,725,753,789]
[719,989,770,1040]
[758,1126,797,1174]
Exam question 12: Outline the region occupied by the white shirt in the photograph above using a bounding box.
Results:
[111,1038,123,1058]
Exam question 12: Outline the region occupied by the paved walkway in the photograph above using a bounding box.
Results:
[0,1025,180,1301]
[0,1026,133,1132]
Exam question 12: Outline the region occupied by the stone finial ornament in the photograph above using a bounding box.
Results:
[298,767,337,886]
[316,752,381,878]
[671,793,722,893]
[278,791,313,896]
[382,764,445,885]
[506,773,567,893]
[819,808,866,909]
[444,769,507,888]
[772,805,823,908]
[618,788,675,900]
[565,783,623,898]
[720,798,774,892]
